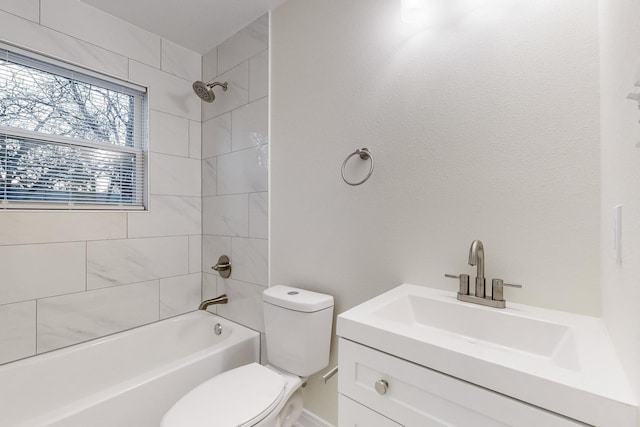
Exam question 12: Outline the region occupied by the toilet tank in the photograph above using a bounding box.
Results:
[263,285,334,377]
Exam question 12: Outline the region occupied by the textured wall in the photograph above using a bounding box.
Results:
[270,0,600,423]
[200,15,270,356]
[600,0,640,422]
[0,0,202,364]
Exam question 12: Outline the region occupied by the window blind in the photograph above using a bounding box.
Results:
[0,47,147,210]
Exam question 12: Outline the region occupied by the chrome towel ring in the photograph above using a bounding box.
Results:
[341,148,374,186]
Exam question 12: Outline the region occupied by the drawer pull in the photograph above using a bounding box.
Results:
[375,379,389,395]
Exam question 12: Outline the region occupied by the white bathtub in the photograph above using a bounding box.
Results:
[0,311,260,427]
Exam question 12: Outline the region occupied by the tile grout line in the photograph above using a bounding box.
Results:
[85,241,88,291]
[149,150,202,161]
[247,189,251,237]
[186,107,191,159]
[203,100,265,130]
[203,140,268,160]
[34,297,38,356]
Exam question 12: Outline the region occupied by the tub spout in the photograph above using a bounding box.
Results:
[198,294,228,310]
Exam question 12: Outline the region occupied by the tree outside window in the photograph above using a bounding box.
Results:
[0,49,146,208]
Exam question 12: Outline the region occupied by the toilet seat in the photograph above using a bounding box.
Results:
[161,363,286,427]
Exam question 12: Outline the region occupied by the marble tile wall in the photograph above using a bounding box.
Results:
[201,15,270,351]
[0,0,203,365]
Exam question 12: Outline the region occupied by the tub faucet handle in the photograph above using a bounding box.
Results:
[212,255,231,278]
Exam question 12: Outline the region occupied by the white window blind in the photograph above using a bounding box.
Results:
[0,47,147,210]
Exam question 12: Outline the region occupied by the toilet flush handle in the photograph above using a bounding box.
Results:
[322,365,338,383]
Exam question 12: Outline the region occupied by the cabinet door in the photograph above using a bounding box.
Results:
[339,394,402,427]
[338,339,588,427]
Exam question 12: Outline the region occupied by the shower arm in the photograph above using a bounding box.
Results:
[206,81,228,91]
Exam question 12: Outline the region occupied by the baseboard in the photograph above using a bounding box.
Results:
[294,409,335,427]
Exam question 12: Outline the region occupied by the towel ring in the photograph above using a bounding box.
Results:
[341,148,374,186]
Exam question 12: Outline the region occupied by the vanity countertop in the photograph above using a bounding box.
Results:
[337,283,638,427]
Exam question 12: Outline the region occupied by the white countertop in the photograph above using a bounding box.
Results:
[337,284,638,427]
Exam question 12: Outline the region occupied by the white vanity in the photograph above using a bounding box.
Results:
[337,284,638,426]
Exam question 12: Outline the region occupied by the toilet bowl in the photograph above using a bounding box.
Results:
[161,285,334,427]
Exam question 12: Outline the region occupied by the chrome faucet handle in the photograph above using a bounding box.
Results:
[491,279,522,302]
[503,282,523,288]
[212,255,231,278]
[445,273,470,295]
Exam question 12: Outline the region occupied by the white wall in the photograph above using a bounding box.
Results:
[200,15,270,354]
[600,0,640,421]
[0,0,202,364]
[270,0,600,423]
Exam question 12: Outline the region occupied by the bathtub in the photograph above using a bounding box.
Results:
[0,311,260,427]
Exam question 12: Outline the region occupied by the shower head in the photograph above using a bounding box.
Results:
[192,80,228,103]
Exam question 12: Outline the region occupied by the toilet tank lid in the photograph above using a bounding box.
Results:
[263,285,334,312]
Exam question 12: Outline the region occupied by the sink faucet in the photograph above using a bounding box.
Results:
[468,240,485,298]
[445,239,522,308]
[198,294,228,310]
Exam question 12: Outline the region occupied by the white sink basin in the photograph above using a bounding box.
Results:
[373,292,579,370]
[337,284,638,427]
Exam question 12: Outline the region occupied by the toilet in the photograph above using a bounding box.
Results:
[161,285,334,427]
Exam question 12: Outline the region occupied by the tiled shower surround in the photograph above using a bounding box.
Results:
[201,15,270,337]
[0,1,269,365]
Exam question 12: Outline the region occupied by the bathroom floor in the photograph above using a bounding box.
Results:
[293,412,331,427]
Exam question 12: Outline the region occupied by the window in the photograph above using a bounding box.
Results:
[0,46,147,210]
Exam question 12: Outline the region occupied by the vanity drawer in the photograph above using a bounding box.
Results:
[338,338,588,427]
[339,394,402,427]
